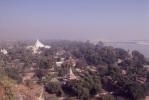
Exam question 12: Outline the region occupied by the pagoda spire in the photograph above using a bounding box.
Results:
[67,67,77,80]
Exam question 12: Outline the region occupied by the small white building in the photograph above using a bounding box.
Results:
[117,59,123,64]
[121,70,127,75]
[56,61,64,67]
[55,57,65,67]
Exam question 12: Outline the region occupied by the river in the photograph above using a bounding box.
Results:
[104,42,149,58]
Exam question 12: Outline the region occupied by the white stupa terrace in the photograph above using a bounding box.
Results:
[27,40,51,54]
[0,48,8,55]
[34,40,51,49]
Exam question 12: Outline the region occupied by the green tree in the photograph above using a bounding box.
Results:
[45,82,63,96]
[101,94,115,100]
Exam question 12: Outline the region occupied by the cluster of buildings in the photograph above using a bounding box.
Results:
[22,40,79,83]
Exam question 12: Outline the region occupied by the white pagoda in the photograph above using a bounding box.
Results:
[27,40,51,54]
[65,67,77,80]
[0,49,8,55]
[34,40,50,49]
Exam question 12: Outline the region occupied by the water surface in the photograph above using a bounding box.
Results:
[105,42,149,58]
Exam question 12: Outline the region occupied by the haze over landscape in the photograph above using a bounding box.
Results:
[1,1,149,100]
[0,0,149,41]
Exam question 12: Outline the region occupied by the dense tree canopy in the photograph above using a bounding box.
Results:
[0,40,148,100]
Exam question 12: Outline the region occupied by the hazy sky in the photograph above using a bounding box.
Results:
[0,0,148,41]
